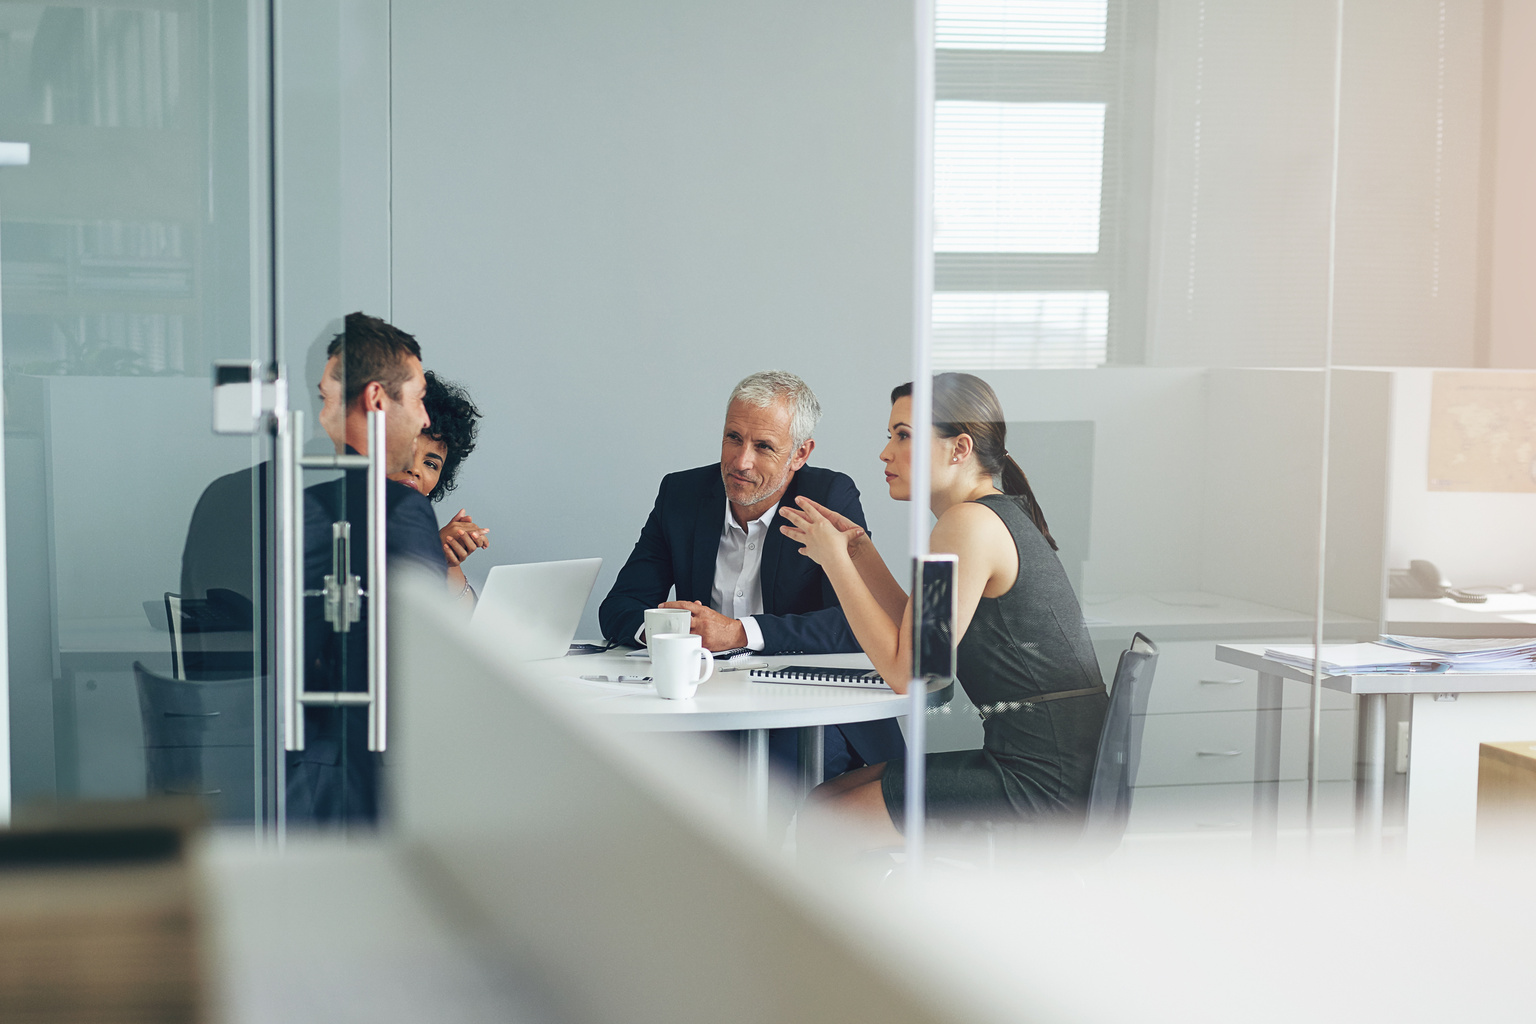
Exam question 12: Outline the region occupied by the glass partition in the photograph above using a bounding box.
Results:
[3,0,1519,870]
[902,0,1347,861]
[1,0,276,824]
[0,0,393,838]
[899,0,1525,867]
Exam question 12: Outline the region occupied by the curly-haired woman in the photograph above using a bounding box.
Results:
[390,370,488,606]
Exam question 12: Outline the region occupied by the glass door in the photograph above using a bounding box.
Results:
[0,0,279,827]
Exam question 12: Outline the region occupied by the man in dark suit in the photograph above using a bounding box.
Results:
[599,371,903,776]
[289,312,446,825]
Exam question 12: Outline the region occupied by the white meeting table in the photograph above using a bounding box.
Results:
[1216,643,1536,860]
[515,648,951,825]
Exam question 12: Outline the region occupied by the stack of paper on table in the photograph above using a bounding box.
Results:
[1262,637,1536,675]
[1380,636,1536,671]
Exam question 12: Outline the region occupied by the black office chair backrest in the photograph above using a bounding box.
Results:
[132,661,256,823]
[1080,633,1158,855]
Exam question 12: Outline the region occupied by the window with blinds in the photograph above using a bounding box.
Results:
[933,0,1152,369]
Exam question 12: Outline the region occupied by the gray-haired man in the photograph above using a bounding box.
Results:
[598,370,905,775]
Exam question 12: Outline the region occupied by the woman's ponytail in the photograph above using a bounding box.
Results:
[998,452,1058,552]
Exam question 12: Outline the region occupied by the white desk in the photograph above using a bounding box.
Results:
[518,649,950,821]
[1387,594,1536,638]
[1216,643,1536,860]
[1082,591,1374,644]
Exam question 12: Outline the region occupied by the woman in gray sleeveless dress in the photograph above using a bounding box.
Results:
[780,373,1106,853]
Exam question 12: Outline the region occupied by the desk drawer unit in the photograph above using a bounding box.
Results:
[1133,707,1356,787]
[1126,780,1356,834]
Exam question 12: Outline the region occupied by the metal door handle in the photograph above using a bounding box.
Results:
[1199,678,1245,686]
[366,410,387,752]
[1196,749,1243,757]
[279,408,303,751]
[281,409,388,753]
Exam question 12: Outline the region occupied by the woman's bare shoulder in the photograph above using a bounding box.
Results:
[932,497,1013,546]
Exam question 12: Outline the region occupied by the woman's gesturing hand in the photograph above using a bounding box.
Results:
[440,509,490,568]
[779,496,867,566]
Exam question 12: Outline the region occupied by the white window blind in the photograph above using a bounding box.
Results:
[933,291,1108,370]
[933,0,1143,369]
[937,0,1107,52]
[934,100,1105,254]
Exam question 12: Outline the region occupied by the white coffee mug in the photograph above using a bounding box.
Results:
[644,607,693,646]
[649,632,714,699]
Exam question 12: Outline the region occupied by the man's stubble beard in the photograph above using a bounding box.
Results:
[727,461,794,510]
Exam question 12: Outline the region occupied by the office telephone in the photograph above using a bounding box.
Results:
[1388,559,1488,603]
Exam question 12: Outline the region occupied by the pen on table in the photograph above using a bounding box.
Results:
[720,660,770,673]
[578,674,651,683]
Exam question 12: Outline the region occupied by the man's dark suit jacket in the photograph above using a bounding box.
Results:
[288,450,446,826]
[599,464,865,654]
[599,463,904,773]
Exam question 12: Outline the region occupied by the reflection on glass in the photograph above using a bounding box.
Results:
[1,1,269,822]
[936,0,1107,53]
[932,291,1107,370]
[27,7,187,129]
[934,101,1105,254]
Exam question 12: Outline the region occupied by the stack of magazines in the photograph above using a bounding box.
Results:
[1262,636,1536,674]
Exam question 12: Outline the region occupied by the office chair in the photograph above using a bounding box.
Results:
[965,632,1158,865]
[163,593,186,680]
[861,634,1158,874]
[163,589,258,679]
[1077,632,1159,858]
[132,662,256,823]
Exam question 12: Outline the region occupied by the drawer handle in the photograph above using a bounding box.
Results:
[1195,749,1242,758]
[1198,678,1245,687]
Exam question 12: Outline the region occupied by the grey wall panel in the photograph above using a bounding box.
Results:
[388,0,918,635]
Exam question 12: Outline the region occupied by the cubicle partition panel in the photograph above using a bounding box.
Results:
[1323,368,1393,630]
[1199,368,1330,620]
[1195,366,1391,634]
[986,368,1209,599]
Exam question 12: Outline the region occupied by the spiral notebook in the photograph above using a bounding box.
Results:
[747,665,889,689]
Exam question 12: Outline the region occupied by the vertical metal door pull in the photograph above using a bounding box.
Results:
[366,410,387,752]
[281,409,389,752]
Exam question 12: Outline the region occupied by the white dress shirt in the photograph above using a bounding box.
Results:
[710,501,779,651]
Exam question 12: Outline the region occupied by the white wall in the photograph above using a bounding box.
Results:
[388,0,917,634]
[1145,0,1486,369]
[1387,367,1536,586]
[277,0,393,435]
[1145,0,1337,368]
[1487,0,1536,369]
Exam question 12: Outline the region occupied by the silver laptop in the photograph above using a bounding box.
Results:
[471,557,602,661]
